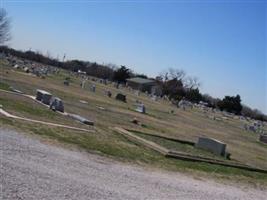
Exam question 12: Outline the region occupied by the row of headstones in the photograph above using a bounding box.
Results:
[198,105,266,128]
[72,73,267,134]
[244,123,266,134]
[36,90,64,113]
[63,76,157,115]
[6,55,58,77]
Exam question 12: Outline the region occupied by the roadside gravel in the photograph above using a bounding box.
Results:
[1,128,266,200]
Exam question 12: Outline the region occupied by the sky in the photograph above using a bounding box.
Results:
[2,0,267,113]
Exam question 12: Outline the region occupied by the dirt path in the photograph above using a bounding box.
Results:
[1,128,266,200]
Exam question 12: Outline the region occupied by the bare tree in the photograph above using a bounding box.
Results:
[0,8,11,45]
[159,68,186,82]
[159,70,169,81]
[168,68,186,81]
[184,76,201,89]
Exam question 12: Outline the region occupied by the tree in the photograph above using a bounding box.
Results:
[168,68,186,81]
[217,95,242,114]
[158,68,203,102]
[202,93,220,108]
[113,65,132,83]
[159,68,185,82]
[162,78,185,100]
[185,88,202,103]
[0,8,11,45]
[184,76,201,89]
[134,73,148,79]
[241,105,267,121]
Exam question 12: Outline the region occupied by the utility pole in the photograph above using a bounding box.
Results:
[63,53,66,62]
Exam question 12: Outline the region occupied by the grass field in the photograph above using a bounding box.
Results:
[0,60,267,185]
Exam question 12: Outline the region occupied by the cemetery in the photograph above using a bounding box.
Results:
[0,57,267,177]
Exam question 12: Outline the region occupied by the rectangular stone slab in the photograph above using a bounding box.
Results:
[195,137,226,156]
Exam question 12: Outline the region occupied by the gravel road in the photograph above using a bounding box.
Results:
[1,128,266,200]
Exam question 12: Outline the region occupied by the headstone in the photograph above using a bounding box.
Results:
[79,100,88,104]
[97,106,106,111]
[50,97,64,112]
[233,116,239,120]
[178,100,193,110]
[249,125,256,132]
[115,93,126,102]
[134,90,140,96]
[135,103,146,114]
[81,80,86,89]
[243,122,247,128]
[23,67,30,73]
[259,134,267,144]
[215,117,222,121]
[195,137,226,156]
[114,83,119,89]
[151,95,157,101]
[36,89,52,105]
[90,84,96,92]
[240,116,245,121]
[64,80,69,86]
[107,90,112,98]
[209,115,215,120]
[244,124,257,132]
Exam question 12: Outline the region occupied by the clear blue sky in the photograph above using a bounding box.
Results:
[2,1,267,113]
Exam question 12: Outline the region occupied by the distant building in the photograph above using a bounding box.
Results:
[126,77,158,94]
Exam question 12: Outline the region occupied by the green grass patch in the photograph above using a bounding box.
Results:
[0,116,14,125]
[169,157,267,180]
[0,81,11,91]
[28,126,161,162]
[0,97,57,119]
